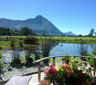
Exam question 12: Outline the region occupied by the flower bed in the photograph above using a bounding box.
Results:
[43,58,94,85]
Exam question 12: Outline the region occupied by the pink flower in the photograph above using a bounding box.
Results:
[62,63,68,68]
[44,68,49,74]
[49,63,53,68]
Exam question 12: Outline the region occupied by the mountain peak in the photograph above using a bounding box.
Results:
[35,15,45,20]
[64,31,77,36]
[36,15,43,18]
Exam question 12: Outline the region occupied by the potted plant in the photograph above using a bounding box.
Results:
[43,59,94,85]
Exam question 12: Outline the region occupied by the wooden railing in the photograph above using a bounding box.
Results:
[33,55,96,82]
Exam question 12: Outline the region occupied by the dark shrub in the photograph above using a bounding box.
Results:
[10,38,16,49]
[0,51,3,72]
[10,57,22,67]
[24,36,38,45]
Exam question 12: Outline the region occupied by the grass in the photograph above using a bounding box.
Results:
[0,41,10,49]
[36,36,96,44]
[0,36,96,49]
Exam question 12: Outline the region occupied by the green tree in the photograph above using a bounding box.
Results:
[42,30,46,36]
[20,26,36,36]
[94,32,96,37]
[0,27,11,35]
[88,29,94,37]
[78,34,82,37]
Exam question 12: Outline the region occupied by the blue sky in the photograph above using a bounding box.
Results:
[0,0,96,35]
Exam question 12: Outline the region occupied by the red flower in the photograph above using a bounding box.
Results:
[44,66,57,77]
[48,67,57,77]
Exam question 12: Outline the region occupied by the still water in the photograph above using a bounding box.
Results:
[2,43,96,63]
[50,43,96,56]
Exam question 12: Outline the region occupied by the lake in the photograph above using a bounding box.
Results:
[1,43,96,63]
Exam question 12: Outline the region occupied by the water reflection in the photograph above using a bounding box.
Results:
[2,43,96,63]
[90,44,96,52]
[50,43,96,56]
[78,44,88,56]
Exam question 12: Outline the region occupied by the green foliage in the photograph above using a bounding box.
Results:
[0,51,3,71]
[0,27,36,36]
[19,40,23,48]
[24,36,38,45]
[86,51,96,67]
[10,29,20,36]
[20,26,36,36]
[0,45,2,50]
[68,57,81,70]
[0,51,2,58]
[0,27,11,35]
[0,59,3,72]
[10,57,22,67]
[88,29,94,37]
[0,36,96,50]
[10,38,16,49]
[42,30,46,36]
[34,52,40,60]
[92,51,96,55]
[42,44,53,64]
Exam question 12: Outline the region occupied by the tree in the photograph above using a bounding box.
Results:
[42,30,46,36]
[0,27,37,36]
[0,27,11,35]
[78,34,82,37]
[20,26,36,36]
[88,29,94,37]
[94,32,96,37]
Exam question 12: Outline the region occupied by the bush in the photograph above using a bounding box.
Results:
[10,57,22,67]
[19,40,23,48]
[0,51,2,58]
[85,51,96,67]
[0,45,2,50]
[0,60,3,72]
[0,51,3,72]
[10,38,16,49]
[24,36,38,45]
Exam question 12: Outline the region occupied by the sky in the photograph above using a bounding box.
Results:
[0,0,96,35]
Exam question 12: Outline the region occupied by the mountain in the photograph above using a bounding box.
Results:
[0,15,63,36]
[63,31,77,36]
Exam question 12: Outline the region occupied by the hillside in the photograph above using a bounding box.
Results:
[0,15,63,36]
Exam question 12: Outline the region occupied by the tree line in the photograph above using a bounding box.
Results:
[78,29,96,37]
[0,26,37,36]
